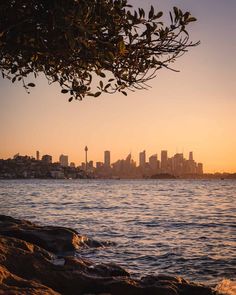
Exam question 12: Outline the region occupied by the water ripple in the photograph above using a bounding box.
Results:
[0,179,235,285]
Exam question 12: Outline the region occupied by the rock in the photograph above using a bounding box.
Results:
[0,215,105,254]
[0,215,219,295]
[0,265,59,295]
[64,256,130,277]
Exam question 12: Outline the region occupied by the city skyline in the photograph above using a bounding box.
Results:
[1,0,236,173]
[4,147,204,173]
[1,148,205,179]
[1,143,234,174]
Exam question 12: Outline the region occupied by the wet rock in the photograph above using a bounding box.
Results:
[0,215,219,295]
[64,256,129,277]
[0,215,105,254]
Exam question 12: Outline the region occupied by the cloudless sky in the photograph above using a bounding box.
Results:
[0,0,236,172]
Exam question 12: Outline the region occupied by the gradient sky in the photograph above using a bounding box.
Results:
[0,0,236,173]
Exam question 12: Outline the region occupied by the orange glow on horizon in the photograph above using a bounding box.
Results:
[1,0,236,174]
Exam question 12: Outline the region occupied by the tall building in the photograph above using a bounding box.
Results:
[139,150,146,168]
[172,153,184,176]
[42,154,52,164]
[149,154,158,171]
[36,151,40,161]
[189,151,193,161]
[187,151,196,174]
[197,163,203,175]
[167,158,173,174]
[59,154,68,167]
[85,146,88,171]
[104,151,111,167]
[161,150,168,172]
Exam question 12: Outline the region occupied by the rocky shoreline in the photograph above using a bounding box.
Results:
[0,215,221,295]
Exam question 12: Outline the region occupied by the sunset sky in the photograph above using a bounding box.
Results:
[0,0,236,173]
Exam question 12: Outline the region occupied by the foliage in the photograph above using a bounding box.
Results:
[0,0,199,101]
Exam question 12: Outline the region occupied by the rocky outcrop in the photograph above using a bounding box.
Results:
[0,215,108,254]
[0,264,59,295]
[0,215,219,295]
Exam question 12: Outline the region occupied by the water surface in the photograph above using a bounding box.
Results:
[0,179,235,285]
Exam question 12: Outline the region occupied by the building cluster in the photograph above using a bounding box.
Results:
[0,148,204,179]
[91,149,203,178]
[0,153,85,179]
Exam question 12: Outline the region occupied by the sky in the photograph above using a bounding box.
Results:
[0,0,236,173]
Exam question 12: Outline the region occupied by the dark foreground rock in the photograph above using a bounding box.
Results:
[0,215,220,295]
[0,215,109,254]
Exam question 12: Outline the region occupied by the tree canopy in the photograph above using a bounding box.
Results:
[0,0,199,101]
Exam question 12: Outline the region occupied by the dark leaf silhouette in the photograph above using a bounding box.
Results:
[0,0,199,101]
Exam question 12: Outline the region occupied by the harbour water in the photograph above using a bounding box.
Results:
[0,179,235,286]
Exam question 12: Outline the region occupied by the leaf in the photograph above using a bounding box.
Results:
[121,91,127,96]
[107,51,114,60]
[139,8,145,18]
[155,11,163,19]
[149,5,154,19]
[94,92,101,97]
[31,54,38,62]
[169,12,173,23]
[11,67,17,74]
[184,12,190,21]
[118,40,127,55]
[68,97,73,102]
[28,83,35,87]
[61,89,68,93]
[187,16,197,23]
[99,72,106,78]
[104,83,111,90]
[173,6,179,19]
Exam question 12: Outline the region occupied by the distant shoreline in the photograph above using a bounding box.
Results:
[0,176,236,180]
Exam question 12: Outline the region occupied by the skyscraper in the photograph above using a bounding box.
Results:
[197,163,203,175]
[161,150,168,172]
[188,151,196,174]
[36,151,40,161]
[189,151,193,161]
[139,150,146,168]
[149,154,158,171]
[172,153,184,176]
[104,151,111,167]
[85,146,88,171]
[59,154,68,167]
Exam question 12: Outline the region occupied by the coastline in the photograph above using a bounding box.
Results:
[0,215,224,295]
